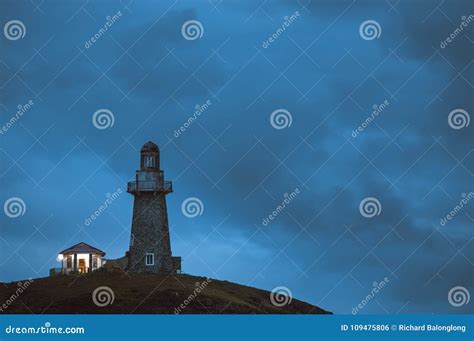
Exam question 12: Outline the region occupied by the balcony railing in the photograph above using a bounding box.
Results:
[127,181,173,193]
[49,267,97,276]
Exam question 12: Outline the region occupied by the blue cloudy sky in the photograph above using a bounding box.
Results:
[0,0,473,314]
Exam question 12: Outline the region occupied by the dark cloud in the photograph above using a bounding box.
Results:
[0,0,472,314]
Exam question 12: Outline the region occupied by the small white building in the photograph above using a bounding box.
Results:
[57,242,106,274]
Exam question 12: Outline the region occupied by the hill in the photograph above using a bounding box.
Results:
[0,270,330,314]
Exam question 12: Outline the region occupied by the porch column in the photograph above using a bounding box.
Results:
[89,254,93,272]
[73,253,77,271]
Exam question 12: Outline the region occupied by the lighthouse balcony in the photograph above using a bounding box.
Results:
[127,180,173,194]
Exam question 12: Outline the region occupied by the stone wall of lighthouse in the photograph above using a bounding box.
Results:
[126,141,180,274]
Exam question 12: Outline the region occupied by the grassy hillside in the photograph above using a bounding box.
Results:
[0,270,330,314]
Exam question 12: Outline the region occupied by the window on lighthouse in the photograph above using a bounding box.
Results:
[144,155,155,168]
[145,253,154,266]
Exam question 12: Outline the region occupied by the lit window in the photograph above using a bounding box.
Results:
[145,253,154,266]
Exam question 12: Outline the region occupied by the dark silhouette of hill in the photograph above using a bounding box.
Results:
[0,271,330,314]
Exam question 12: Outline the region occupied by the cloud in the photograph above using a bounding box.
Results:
[0,0,472,314]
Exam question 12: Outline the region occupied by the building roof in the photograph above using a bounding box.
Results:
[140,141,159,153]
[59,242,105,256]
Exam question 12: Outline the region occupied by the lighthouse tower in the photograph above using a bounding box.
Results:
[127,141,181,274]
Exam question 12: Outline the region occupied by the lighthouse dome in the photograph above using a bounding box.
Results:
[141,141,159,152]
[139,141,160,170]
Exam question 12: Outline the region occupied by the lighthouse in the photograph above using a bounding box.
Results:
[127,141,181,274]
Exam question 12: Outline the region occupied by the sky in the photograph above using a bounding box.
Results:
[0,0,473,314]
